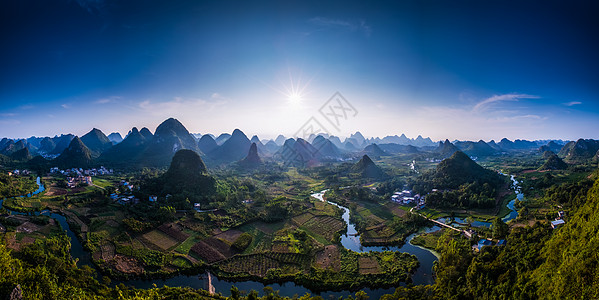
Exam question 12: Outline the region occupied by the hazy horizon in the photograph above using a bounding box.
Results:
[1,1,598,141]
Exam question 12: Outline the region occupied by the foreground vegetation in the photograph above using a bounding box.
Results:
[2,145,599,299]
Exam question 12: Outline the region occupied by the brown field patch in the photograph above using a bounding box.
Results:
[112,255,144,274]
[16,222,40,233]
[253,222,279,235]
[142,230,179,251]
[386,203,407,218]
[158,223,190,242]
[203,237,235,257]
[303,216,345,240]
[292,213,314,226]
[271,241,292,253]
[365,213,385,224]
[190,241,226,263]
[359,256,381,274]
[44,186,67,196]
[214,229,242,244]
[101,243,115,261]
[315,245,340,271]
[20,236,36,246]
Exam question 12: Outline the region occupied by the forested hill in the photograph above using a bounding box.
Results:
[532,175,599,298]
[412,173,599,299]
[412,151,506,208]
[429,151,504,189]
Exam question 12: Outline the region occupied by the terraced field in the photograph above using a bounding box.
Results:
[217,252,310,277]
[303,216,345,240]
[142,230,179,251]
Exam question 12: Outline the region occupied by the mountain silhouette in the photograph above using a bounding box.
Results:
[99,127,149,166]
[81,128,112,157]
[429,151,503,189]
[107,132,123,144]
[455,140,498,157]
[363,143,388,157]
[159,149,216,204]
[352,155,385,178]
[139,127,154,140]
[140,118,200,167]
[312,135,342,158]
[238,142,262,168]
[39,137,56,153]
[208,129,251,162]
[198,134,218,154]
[50,134,75,155]
[559,139,599,162]
[55,136,93,168]
[436,139,459,158]
[539,151,567,170]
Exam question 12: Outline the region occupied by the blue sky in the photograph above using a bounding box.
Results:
[1,0,598,141]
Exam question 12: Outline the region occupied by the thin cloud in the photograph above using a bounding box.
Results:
[61,104,71,109]
[308,17,371,36]
[137,97,228,116]
[75,0,106,15]
[563,101,582,106]
[95,96,120,104]
[0,113,17,117]
[472,93,539,113]
[0,119,20,125]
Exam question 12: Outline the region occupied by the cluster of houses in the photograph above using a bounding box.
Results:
[110,180,138,205]
[50,166,113,177]
[476,239,506,251]
[391,190,426,209]
[551,211,566,229]
[66,175,93,188]
[7,169,31,176]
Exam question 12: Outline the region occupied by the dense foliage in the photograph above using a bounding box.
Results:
[0,173,37,198]
[412,151,506,209]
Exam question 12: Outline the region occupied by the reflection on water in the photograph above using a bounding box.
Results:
[311,190,440,286]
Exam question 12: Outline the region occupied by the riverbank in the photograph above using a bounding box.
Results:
[1,179,439,298]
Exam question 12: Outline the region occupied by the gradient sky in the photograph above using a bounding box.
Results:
[1,0,598,141]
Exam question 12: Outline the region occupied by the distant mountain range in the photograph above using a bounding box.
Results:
[2,117,596,170]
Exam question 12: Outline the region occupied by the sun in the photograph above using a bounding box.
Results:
[287,91,303,104]
[267,67,313,106]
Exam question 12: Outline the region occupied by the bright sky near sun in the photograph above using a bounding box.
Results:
[1,0,598,141]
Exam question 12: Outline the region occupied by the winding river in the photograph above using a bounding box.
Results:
[3,177,530,298]
[436,175,523,228]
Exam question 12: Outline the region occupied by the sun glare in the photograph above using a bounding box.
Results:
[287,92,303,104]
[266,67,313,106]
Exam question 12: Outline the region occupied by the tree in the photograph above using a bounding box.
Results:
[230,286,240,299]
[156,206,176,223]
[491,217,509,238]
[466,216,474,227]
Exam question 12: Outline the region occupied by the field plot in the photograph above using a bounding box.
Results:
[302,216,344,240]
[190,241,226,263]
[158,223,190,242]
[214,229,242,244]
[358,257,381,274]
[142,230,179,251]
[292,213,314,226]
[203,237,236,257]
[313,201,339,216]
[361,226,402,245]
[252,221,284,235]
[217,252,309,277]
[171,256,193,268]
[315,245,340,271]
[385,203,408,218]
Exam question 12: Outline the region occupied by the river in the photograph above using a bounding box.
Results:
[2,178,441,298]
[435,175,523,228]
